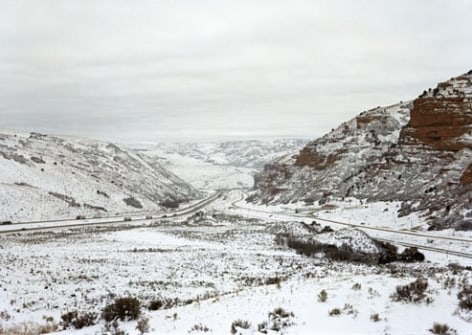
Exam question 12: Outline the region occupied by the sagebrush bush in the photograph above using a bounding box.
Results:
[268,307,295,331]
[457,285,472,310]
[230,319,251,334]
[318,289,328,302]
[102,296,141,322]
[270,307,294,319]
[189,323,210,333]
[285,237,375,264]
[391,278,430,303]
[257,321,268,333]
[400,247,425,262]
[103,319,126,335]
[352,283,362,291]
[265,276,282,288]
[148,299,164,311]
[328,308,341,316]
[429,322,457,335]
[136,316,150,334]
[61,311,97,329]
[370,313,380,322]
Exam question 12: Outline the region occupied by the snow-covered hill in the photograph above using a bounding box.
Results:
[134,139,307,190]
[0,131,200,222]
[251,71,472,230]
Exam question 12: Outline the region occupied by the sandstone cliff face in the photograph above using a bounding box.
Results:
[404,97,472,150]
[461,164,472,185]
[252,71,472,230]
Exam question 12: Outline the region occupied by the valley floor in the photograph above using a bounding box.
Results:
[0,195,471,334]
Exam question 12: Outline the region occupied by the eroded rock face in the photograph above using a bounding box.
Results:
[461,164,472,185]
[401,73,472,151]
[401,97,472,151]
[252,71,472,230]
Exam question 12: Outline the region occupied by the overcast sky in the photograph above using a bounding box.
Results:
[0,0,471,143]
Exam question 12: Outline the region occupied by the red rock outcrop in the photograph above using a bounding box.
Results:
[400,80,472,151]
[461,164,472,185]
[294,147,347,170]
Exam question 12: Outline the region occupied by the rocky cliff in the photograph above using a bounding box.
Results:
[251,71,472,230]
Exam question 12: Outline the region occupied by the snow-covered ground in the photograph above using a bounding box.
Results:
[0,131,200,222]
[133,139,307,190]
[226,192,472,265]
[0,196,471,334]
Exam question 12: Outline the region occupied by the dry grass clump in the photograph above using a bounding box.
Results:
[0,320,58,335]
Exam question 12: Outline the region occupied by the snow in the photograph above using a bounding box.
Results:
[1,195,471,334]
[133,139,307,190]
[1,126,471,335]
[0,131,200,222]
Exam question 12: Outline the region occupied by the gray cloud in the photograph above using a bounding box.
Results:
[1,0,471,143]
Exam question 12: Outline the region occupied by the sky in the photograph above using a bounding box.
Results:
[0,0,471,143]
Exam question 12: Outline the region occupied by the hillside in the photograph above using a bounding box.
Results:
[251,71,472,230]
[0,132,200,222]
[134,139,307,190]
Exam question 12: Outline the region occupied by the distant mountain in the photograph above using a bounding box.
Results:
[134,139,307,190]
[251,71,472,230]
[0,132,200,221]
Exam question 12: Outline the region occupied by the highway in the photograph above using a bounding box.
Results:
[229,196,472,259]
[0,192,221,234]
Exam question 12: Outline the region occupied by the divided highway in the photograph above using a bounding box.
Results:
[229,196,472,260]
[0,192,221,234]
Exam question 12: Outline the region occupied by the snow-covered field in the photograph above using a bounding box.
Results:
[0,199,471,334]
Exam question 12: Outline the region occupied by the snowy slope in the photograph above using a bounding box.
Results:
[134,139,307,190]
[0,131,200,221]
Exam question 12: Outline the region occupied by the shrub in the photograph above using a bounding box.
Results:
[148,299,164,311]
[377,241,398,264]
[391,278,430,303]
[342,303,358,317]
[352,283,362,291]
[189,323,210,333]
[230,319,251,334]
[270,307,294,319]
[457,285,472,310]
[136,316,150,334]
[103,319,126,335]
[102,296,141,322]
[267,308,295,331]
[123,196,143,209]
[370,313,380,322]
[400,247,425,262]
[257,321,268,334]
[329,308,341,316]
[429,322,457,335]
[265,276,282,288]
[61,311,98,329]
[286,237,375,264]
[318,289,328,302]
[148,297,182,311]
